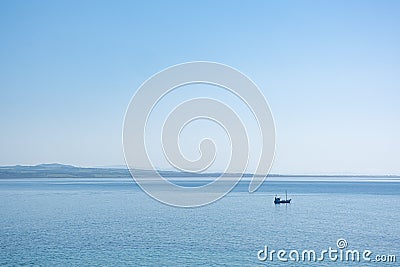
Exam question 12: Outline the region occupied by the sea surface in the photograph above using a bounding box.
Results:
[0,177,399,266]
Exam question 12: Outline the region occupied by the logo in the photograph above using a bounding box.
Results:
[123,62,275,207]
[258,238,397,263]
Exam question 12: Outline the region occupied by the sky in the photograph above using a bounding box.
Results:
[0,0,399,175]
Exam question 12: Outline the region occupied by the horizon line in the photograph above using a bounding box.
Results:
[0,163,399,177]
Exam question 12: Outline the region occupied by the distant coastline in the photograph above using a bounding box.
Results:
[0,164,399,181]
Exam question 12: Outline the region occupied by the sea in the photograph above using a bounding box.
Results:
[0,177,399,266]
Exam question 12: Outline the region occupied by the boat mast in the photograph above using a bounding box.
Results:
[285,190,287,201]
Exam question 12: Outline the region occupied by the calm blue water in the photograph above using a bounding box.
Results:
[0,178,399,266]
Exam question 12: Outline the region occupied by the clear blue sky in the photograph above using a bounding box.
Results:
[0,0,399,174]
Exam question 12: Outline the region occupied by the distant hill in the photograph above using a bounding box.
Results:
[0,164,398,179]
[0,164,254,179]
[0,164,130,178]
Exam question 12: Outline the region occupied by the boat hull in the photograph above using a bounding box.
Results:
[274,199,291,204]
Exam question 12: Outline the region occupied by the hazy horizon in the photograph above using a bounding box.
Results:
[1,162,400,177]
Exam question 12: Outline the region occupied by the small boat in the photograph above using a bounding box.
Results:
[274,190,291,204]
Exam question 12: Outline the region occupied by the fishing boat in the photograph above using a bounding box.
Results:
[274,190,291,204]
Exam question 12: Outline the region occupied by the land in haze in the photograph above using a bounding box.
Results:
[0,164,399,180]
